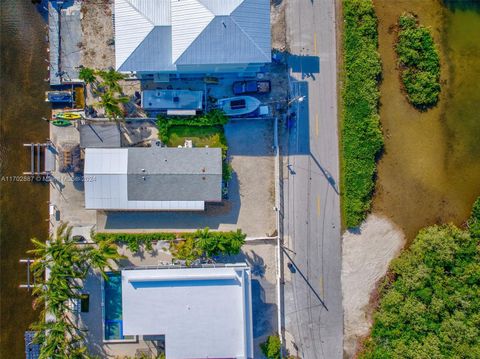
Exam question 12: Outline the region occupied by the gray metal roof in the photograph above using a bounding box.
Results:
[79,124,121,148]
[127,147,222,201]
[114,0,271,72]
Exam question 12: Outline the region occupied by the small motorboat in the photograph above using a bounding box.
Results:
[45,91,73,103]
[55,112,81,120]
[52,119,72,127]
[216,96,261,117]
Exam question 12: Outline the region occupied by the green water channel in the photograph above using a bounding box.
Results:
[373,0,480,240]
[0,1,49,356]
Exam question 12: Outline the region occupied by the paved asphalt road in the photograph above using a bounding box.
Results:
[282,0,343,358]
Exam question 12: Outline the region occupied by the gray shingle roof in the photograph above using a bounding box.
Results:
[127,147,222,202]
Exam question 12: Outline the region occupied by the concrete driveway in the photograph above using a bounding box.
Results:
[217,240,278,358]
[97,119,276,238]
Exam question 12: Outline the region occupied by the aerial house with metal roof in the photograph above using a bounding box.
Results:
[84,146,222,211]
[114,0,271,79]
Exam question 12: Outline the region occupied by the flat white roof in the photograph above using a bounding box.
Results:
[121,265,253,359]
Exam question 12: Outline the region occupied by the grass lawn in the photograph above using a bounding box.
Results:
[166,125,227,151]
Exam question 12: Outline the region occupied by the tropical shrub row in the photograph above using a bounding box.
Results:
[360,198,480,358]
[30,223,122,358]
[95,232,176,252]
[342,0,384,227]
[396,12,441,108]
[156,109,228,143]
[95,227,246,263]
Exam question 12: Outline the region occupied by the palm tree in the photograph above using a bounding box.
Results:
[86,238,124,279]
[195,227,214,257]
[215,229,245,256]
[78,67,96,85]
[97,68,125,93]
[96,89,129,120]
[170,238,202,266]
[28,223,121,358]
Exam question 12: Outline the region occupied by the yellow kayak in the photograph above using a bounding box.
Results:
[56,112,81,120]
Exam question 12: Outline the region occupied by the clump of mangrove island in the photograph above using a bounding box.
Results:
[341,0,384,227]
[360,198,480,358]
[396,12,441,109]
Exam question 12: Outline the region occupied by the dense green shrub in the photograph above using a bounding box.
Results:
[360,201,480,358]
[396,12,441,108]
[342,0,384,227]
[260,335,282,359]
[468,197,480,238]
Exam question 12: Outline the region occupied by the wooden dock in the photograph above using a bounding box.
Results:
[23,143,55,176]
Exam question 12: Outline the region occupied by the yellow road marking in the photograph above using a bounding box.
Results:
[319,276,324,296]
[316,195,320,217]
[315,113,319,138]
[314,32,317,55]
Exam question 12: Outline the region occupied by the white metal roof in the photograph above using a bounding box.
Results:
[171,0,214,63]
[121,265,253,359]
[127,0,171,25]
[198,0,244,15]
[114,0,271,72]
[84,148,128,174]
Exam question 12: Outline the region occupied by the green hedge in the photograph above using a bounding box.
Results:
[94,228,246,258]
[260,335,282,359]
[360,199,480,358]
[157,109,228,143]
[342,0,384,227]
[396,12,441,108]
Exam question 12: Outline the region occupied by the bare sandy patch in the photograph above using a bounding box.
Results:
[342,214,406,358]
[271,0,286,50]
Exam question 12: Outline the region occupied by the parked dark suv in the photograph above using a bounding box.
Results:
[232,80,271,95]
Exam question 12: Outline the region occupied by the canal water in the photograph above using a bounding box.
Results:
[0,1,49,357]
[373,0,480,240]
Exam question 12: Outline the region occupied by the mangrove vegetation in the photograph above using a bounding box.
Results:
[396,12,441,108]
[360,198,480,358]
[342,0,384,227]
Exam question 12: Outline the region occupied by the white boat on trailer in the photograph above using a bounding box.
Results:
[216,96,261,117]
